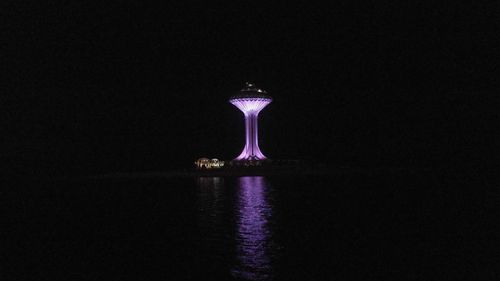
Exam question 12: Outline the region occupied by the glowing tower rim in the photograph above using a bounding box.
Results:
[229,83,272,161]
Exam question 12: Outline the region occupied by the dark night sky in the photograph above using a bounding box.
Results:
[3,2,499,177]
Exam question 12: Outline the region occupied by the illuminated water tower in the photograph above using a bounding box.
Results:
[229,82,272,161]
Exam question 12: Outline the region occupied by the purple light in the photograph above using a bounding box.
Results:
[230,83,272,161]
[232,176,274,280]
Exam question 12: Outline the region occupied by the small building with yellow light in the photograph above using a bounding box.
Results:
[194,158,225,169]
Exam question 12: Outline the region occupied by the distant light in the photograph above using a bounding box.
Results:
[195,157,224,169]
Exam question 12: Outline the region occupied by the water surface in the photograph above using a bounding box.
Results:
[3,172,497,280]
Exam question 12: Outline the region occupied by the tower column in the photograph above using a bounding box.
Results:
[230,83,272,161]
[244,112,262,159]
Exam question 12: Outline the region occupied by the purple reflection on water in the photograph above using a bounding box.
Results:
[232,177,274,281]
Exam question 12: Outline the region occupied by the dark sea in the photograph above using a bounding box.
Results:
[3,171,498,280]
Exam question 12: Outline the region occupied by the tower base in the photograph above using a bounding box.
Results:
[230,158,272,167]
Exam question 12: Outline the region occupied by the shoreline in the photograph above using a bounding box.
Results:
[85,166,429,181]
